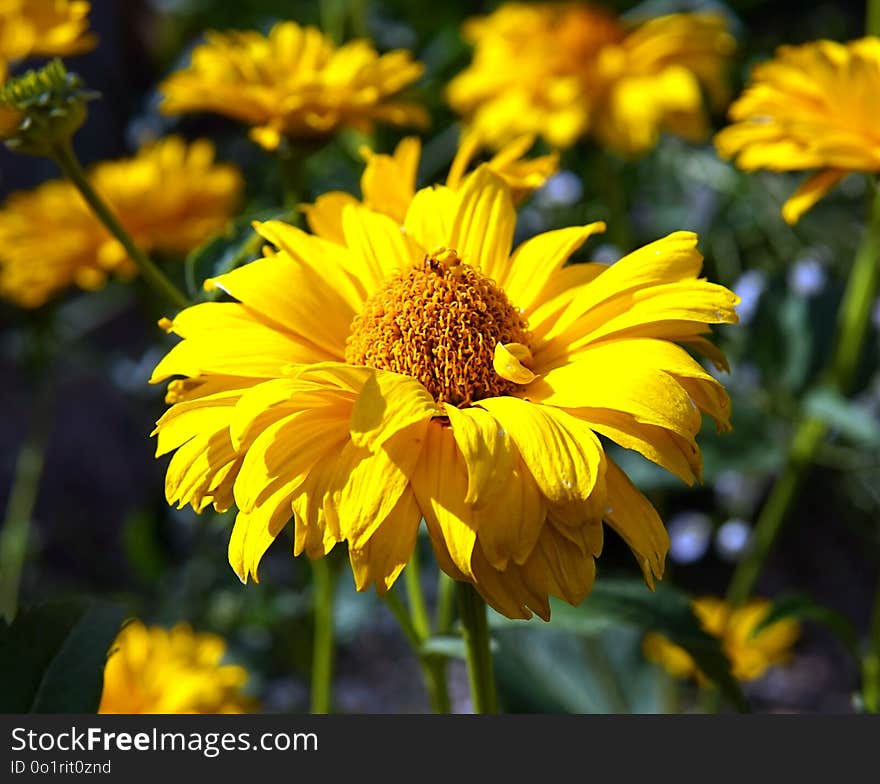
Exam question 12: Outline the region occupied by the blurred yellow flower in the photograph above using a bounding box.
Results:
[151,152,738,620]
[715,38,880,225]
[643,597,801,683]
[302,131,559,242]
[159,21,428,151]
[0,0,96,81]
[99,620,254,714]
[447,2,734,156]
[0,136,243,307]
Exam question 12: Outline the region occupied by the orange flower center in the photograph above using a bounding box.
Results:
[345,248,530,407]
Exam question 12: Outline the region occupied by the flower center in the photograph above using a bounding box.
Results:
[345,248,530,407]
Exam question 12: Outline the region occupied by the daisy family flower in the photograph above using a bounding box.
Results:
[159,20,428,152]
[0,0,96,81]
[99,620,254,714]
[151,141,738,621]
[643,597,800,682]
[0,136,242,307]
[447,2,734,155]
[715,38,880,225]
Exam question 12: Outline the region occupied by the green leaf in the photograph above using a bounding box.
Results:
[0,598,125,713]
[183,208,292,299]
[493,578,748,712]
[753,593,860,660]
[802,388,880,448]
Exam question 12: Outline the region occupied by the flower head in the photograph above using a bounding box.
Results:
[643,597,801,683]
[98,620,254,714]
[0,0,96,81]
[151,152,737,621]
[0,136,243,307]
[0,59,94,154]
[715,38,880,225]
[447,2,734,155]
[159,21,428,151]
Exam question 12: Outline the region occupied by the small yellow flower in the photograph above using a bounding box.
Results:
[0,136,243,307]
[643,597,801,683]
[98,620,254,714]
[151,145,738,620]
[0,0,96,81]
[159,21,429,151]
[715,38,880,225]
[302,131,559,242]
[447,2,734,156]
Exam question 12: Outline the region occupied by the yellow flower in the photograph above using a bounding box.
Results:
[0,0,96,81]
[302,131,559,242]
[0,136,243,307]
[99,620,254,714]
[447,2,734,155]
[151,159,738,621]
[159,21,429,151]
[643,597,801,683]
[715,38,880,225]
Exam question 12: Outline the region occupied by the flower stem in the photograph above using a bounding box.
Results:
[456,582,499,714]
[863,572,880,713]
[727,181,880,605]
[309,556,337,714]
[0,394,51,622]
[49,140,189,311]
[435,572,456,634]
[405,544,431,640]
[382,587,451,713]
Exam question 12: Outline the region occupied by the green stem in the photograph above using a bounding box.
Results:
[405,545,431,641]
[382,588,452,713]
[457,582,499,714]
[863,572,880,713]
[0,396,51,622]
[49,140,188,311]
[727,182,880,605]
[309,557,337,714]
[435,572,456,634]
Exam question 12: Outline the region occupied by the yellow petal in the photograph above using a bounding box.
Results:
[492,341,537,385]
[504,222,606,310]
[781,168,847,225]
[476,397,605,507]
[350,369,439,450]
[448,165,516,285]
[302,192,359,244]
[603,458,669,588]
[443,403,516,505]
[411,420,478,579]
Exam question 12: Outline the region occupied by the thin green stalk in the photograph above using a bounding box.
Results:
[310,557,338,714]
[49,140,188,311]
[727,182,880,605]
[0,398,51,622]
[457,582,499,714]
[382,587,451,713]
[863,572,880,713]
[405,545,431,640]
[435,572,456,634]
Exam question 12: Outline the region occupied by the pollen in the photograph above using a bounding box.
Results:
[345,248,530,406]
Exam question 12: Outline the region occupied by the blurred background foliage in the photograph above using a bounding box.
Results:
[1,0,878,713]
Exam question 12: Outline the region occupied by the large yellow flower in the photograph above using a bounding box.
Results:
[447,2,734,155]
[643,597,801,683]
[0,0,96,81]
[0,136,243,307]
[159,21,428,152]
[151,154,738,621]
[99,620,254,714]
[715,38,880,225]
